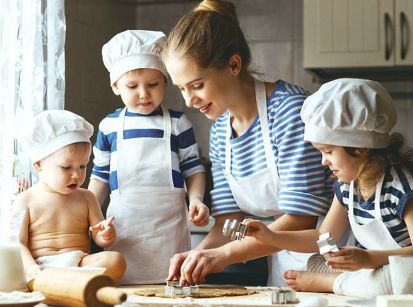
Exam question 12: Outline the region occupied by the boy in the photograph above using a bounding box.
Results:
[15,110,126,282]
[88,30,209,284]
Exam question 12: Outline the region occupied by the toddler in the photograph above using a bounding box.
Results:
[15,110,126,282]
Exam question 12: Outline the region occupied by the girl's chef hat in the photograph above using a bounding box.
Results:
[22,110,94,163]
[301,78,397,149]
[102,30,167,85]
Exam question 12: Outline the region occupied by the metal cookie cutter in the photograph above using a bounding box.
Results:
[164,281,200,296]
[270,288,298,304]
[222,219,247,240]
[317,232,339,260]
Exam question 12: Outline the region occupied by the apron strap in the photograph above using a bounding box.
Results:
[374,175,385,219]
[348,180,355,218]
[160,105,173,191]
[225,117,232,175]
[225,79,278,183]
[255,79,279,183]
[117,107,127,142]
[117,108,127,193]
[161,104,171,140]
[349,174,385,220]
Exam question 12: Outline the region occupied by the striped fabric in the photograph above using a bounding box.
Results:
[91,107,204,193]
[209,80,332,217]
[307,253,344,273]
[334,164,413,248]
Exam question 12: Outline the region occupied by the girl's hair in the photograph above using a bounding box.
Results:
[66,142,91,158]
[345,133,413,189]
[162,0,251,76]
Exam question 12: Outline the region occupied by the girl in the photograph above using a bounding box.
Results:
[243,78,413,297]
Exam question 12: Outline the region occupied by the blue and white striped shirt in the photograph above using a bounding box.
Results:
[334,164,413,248]
[91,107,204,193]
[209,80,332,217]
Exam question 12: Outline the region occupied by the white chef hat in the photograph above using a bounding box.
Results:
[102,30,168,85]
[21,110,94,163]
[301,78,397,149]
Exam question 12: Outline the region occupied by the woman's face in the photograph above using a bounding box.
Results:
[164,53,234,120]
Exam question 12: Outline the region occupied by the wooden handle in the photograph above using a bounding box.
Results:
[96,287,127,305]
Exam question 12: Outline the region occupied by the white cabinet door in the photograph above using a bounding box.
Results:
[304,0,394,68]
[395,0,413,65]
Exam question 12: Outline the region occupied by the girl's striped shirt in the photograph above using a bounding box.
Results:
[334,164,413,248]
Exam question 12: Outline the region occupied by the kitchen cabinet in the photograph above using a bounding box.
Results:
[304,0,413,69]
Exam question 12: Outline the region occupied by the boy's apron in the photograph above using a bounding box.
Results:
[224,79,312,286]
[106,106,190,284]
[348,175,401,250]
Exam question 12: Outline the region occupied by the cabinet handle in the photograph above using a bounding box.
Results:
[400,12,408,60]
[384,12,394,61]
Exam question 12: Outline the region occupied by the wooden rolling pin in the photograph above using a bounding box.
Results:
[28,268,127,307]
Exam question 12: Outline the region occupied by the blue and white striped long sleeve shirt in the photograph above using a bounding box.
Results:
[91,107,204,193]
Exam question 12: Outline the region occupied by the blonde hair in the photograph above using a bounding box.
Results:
[346,133,413,190]
[66,142,92,159]
[163,0,251,76]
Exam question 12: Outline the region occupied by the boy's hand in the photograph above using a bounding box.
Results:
[242,219,275,245]
[90,216,116,243]
[188,200,209,227]
[326,247,373,271]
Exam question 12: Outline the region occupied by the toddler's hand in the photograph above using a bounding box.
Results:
[90,216,116,242]
[242,219,274,244]
[188,200,210,227]
[326,246,372,271]
[26,264,43,282]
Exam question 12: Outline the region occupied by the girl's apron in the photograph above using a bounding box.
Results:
[224,79,312,286]
[348,175,401,250]
[106,106,190,284]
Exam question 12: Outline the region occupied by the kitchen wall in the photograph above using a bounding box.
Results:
[65,0,137,141]
[65,0,413,165]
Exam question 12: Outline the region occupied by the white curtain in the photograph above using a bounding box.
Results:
[0,0,65,241]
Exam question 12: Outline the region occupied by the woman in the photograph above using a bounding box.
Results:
[162,0,332,286]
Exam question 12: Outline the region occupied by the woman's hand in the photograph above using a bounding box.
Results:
[90,216,116,244]
[326,246,375,271]
[243,219,277,246]
[188,200,210,227]
[166,248,227,285]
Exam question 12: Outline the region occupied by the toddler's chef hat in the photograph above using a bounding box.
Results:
[22,110,94,163]
[301,78,397,149]
[102,30,167,85]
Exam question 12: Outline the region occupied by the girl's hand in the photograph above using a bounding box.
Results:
[242,219,275,245]
[189,200,210,227]
[90,216,116,242]
[326,246,373,271]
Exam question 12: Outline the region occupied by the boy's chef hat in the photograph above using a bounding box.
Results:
[102,30,167,85]
[301,78,397,149]
[22,110,94,163]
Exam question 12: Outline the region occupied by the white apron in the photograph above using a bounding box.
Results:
[106,106,190,284]
[348,175,401,250]
[224,79,312,286]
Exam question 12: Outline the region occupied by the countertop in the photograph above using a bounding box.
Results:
[32,286,366,307]
[115,285,362,307]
